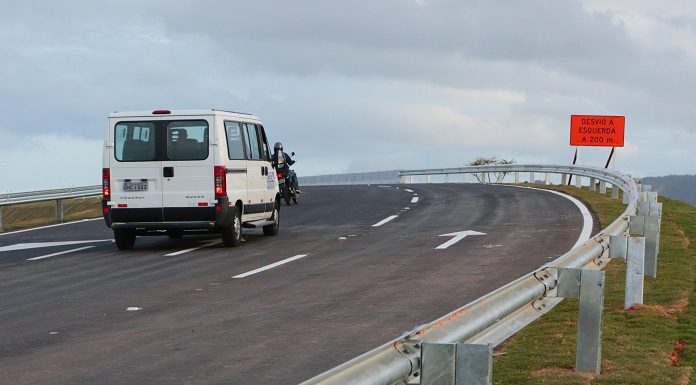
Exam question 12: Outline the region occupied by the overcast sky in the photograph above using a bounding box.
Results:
[1,0,695,191]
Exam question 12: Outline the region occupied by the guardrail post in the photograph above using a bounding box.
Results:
[514,172,520,184]
[561,173,568,185]
[421,343,492,385]
[529,172,535,183]
[427,175,432,184]
[399,175,406,184]
[589,177,596,192]
[575,175,582,188]
[55,199,64,223]
[611,184,619,199]
[0,207,3,232]
[644,216,660,278]
[630,214,659,279]
[609,236,645,309]
[599,180,607,194]
[545,173,551,185]
[555,268,605,374]
[445,173,450,183]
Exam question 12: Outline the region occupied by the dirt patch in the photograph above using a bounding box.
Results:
[671,340,686,364]
[676,366,693,385]
[629,295,690,319]
[667,297,690,314]
[531,368,595,384]
[676,228,691,248]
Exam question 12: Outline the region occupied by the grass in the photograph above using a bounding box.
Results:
[0,197,102,231]
[494,186,696,385]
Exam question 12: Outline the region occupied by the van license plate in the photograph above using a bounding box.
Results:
[123,181,148,191]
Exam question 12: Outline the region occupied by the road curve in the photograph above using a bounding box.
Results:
[0,184,594,385]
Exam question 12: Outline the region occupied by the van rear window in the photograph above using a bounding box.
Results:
[115,122,156,161]
[166,121,209,161]
[114,120,209,162]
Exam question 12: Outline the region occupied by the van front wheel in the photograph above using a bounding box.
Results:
[114,229,136,250]
[221,207,242,247]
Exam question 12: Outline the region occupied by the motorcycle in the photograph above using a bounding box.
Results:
[276,153,298,206]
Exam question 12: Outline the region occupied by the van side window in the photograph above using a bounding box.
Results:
[115,122,157,162]
[258,126,270,161]
[243,123,261,160]
[166,120,209,161]
[224,121,246,160]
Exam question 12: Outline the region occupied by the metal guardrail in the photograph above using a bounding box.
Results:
[0,185,102,206]
[0,185,102,231]
[300,164,647,385]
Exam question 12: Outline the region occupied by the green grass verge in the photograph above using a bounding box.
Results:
[0,197,102,231]
[494,186,695,385]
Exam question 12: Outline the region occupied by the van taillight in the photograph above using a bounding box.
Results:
[102,168,111,199]
[214,166,227,197]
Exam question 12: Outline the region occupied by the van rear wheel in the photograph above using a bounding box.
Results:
[221,207,242,247]
[114,229,136,250]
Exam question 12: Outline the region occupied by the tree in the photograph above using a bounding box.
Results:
[468,156,516,183]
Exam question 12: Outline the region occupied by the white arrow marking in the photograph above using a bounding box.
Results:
[435,230,486,249]
[27,246,95,261]
[0,240,112,253]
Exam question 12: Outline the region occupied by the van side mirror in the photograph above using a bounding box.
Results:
[291,152,295,156]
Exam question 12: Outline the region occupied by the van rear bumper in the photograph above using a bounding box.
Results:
[111,221,216,230]
[103,199,232,229]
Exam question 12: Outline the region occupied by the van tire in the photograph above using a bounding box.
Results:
[263,202,280,236]
[221,207,242,247]
[114,229,136,250]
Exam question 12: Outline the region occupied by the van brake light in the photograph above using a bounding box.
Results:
[102,168,111,199]
[214,166,227,197]
[152,109,171,115]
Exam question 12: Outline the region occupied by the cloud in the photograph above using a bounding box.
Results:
[1,0,695,191]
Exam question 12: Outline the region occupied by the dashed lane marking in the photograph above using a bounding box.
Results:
[232,254,310,279]
[372,215,398,227]
[164,239,222,256]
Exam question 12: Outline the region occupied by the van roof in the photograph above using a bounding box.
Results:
[108,109,261,121]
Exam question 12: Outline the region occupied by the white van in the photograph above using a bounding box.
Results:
[101,109,280,250]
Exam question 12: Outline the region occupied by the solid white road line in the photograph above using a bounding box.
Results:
[164,240,222,256]
[27,246,95,261]
[372,215,398,227]
[507,185,593,250]
[410,197,419,203]
[0,218,102,237]
[0,239,113,253]
[232,254,310,279]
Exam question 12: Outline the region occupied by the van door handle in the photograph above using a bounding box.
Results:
[163,167,174,178]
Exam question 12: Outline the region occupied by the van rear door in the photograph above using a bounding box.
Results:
[110,120,164,222]
[161,118,216,222]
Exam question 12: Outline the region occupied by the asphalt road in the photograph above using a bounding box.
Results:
[0,184,595,385]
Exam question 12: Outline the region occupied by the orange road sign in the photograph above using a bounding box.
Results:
[570,115,625,147]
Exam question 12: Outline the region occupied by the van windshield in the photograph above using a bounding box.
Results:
[114,120,209,162]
